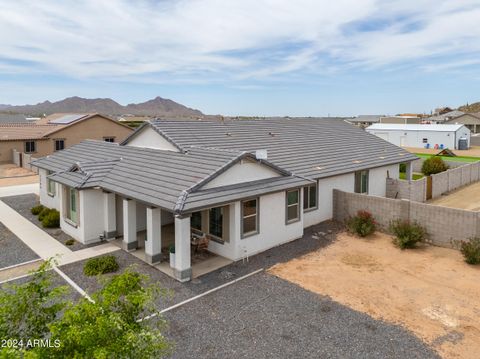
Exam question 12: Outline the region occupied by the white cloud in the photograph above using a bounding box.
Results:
[0,0,479,81]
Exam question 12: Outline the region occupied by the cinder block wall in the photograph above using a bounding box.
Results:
[386,177,426,202]
[333,189,480,248]
[431,161,480,199]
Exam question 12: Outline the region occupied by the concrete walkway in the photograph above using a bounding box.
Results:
[0,183,39,197]
[0,198,119,271]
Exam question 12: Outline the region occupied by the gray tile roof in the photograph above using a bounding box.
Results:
[32,118,417,214]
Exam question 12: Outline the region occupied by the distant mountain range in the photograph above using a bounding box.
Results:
[1,96,204,117]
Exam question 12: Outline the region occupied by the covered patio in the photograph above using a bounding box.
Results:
[104,192,232,281]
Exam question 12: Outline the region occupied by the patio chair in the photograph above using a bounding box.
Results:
[191,233,210,254]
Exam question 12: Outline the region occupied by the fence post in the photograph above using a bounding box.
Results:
[400,199,410,222]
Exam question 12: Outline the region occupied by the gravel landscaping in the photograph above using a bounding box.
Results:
[60,221,343,310]
[0,221,39,269]
[164,272,439,359]
[1,194,101,251]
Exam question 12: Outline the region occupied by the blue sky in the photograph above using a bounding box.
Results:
[0,0,479,116]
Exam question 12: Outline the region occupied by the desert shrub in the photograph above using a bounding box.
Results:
[389,220,426,249]
[83,255,119,276]
[347,210,376,237]
[65,239,75,246]
[38,207,52,221]
[41,209,60,228]
[458,237,480,265]
[31,205,45,215]
[421,156,448,176]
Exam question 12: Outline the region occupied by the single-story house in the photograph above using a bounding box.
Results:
[379,116,424,124]
[0,113,133,164]
[32,118,417,282]
[445,112,480,133]
[427,110,464,124]
[346,115,384,128]
[366,123,471,150]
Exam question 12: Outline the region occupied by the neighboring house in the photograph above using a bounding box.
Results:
[380,116,423,124]
[0,113,29,124]
[433,107,454,115]
[347,115,384,128]
[445,112,480,134]
[427,110,464,124]
[32,118,417,282]
[366,123,471,150]
[0,113,133,163]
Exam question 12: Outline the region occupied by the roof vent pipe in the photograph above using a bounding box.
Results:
[255,149,268,160]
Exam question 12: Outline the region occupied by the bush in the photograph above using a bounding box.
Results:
[389,220,426,249]
[347,210,376,237]
[459,237,480,264]
[65,239,75,246]
[41,209,60,228]
[31,205,45,215]
[421,156,449,176]
[38,207,52,221]
[83,256,119,276]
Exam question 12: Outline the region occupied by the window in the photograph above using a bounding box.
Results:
[303,184,317,211]
[241,198,259,237]
[54,139,65,151]
[354,170,369,194]
[209,207,223,239]
[64,187,79,224]
[104,137,115,143]
[422,138,428,143]
[286,189,300,223]
[24,141,36,153]
[191,211,202,231]
[47,170,56,196]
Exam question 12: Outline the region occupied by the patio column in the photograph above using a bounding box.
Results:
[174,215,191,282]
[405,161,413,181]
[145,207,162,264]
[103,192,116,240]
[122,198,137,251]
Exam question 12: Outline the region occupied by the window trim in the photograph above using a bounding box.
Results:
[46,170,56,197]
[64,186,79,227]
[24,141,36,154]
[303,183,318,212]
[354,170,369,194]
[285,188,301,224]
[241,197,260,239]
[53,138,65,151]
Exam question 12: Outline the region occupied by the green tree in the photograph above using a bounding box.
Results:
[0,264,172,359]
[0,259,68,341]
[421,156,449,176]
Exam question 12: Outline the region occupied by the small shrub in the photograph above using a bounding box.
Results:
[458,237,480,265]
[347,210,376,237]
[41,209,60,228]
[65,239,75,246]
[31,205,45,215]
[38,207,52,221]
[83,255,119,276]
[421,156,449,176]
[389,220,426,249]
[169,245,175,254]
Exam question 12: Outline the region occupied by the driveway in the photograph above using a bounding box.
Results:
[271,231,480,359]
[429,181,480,211]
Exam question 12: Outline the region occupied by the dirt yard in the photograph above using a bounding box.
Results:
[0,163,38,187]
[405,146,480,157]
[270,232,480,359]
[429,182,480,211]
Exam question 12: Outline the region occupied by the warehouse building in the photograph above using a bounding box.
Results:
[366,124,471,150]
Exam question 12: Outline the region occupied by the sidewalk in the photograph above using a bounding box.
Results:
[0,198,119,269]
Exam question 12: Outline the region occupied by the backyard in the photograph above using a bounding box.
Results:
[270,231,480,359]
[0,163,38,187]
[429,181,480,211]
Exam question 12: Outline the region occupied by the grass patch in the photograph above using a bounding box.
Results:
[415,153,480,163]
[399,172,424,180]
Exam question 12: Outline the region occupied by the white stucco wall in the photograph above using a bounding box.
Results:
[203,160,281,189]
[81,188,106,243]
[368,164,400,197]
[126,127,179,151]
[38,169,60,210]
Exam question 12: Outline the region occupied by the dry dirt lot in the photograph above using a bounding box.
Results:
[429,182,480,211]
[270,232,480,359]
[0,163,38,187]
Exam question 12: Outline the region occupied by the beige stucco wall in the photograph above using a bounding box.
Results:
[0,116,133,163]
